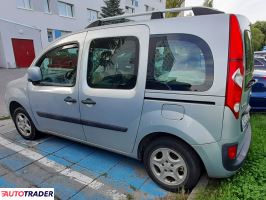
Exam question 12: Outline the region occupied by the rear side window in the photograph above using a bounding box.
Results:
[244,30,254,73]
[146,34,214,92]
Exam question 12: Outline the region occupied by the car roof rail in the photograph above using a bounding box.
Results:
[86,6,224,28]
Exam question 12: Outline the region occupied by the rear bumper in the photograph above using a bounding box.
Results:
[193,123,252,178]
[221,124,251,171]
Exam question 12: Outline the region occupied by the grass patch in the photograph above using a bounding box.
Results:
[196,114,266,200]
[0,116,11,120]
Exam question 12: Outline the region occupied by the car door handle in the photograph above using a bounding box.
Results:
[81,98,96,105]
[64,96,77,103]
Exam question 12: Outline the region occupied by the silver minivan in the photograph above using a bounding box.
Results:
[5,7,254,191]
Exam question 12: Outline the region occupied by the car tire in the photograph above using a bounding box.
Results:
[143,137,202,192]
[13,107,38,140]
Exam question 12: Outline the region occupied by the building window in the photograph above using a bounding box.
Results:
[16,0,31,9]
[87,9,98,22]
[145,5,149,11]
[47,29,54,42]
[44,0,50,13]
[47,29,71,42]
[58,1,74,17]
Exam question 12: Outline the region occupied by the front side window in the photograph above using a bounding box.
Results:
[16,0,31,9]
[36,44,79,87]
[58,1,74,17]
[147,34,214,92]
[87,36,139,89]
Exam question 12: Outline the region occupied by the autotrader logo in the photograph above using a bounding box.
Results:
[0,188,54,200]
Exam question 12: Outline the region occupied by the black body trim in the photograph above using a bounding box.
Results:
[37,112,128,132]
[144,97,215,105]
[222,124,252,171]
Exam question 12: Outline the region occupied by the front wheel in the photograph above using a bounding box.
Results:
[13,107,38,140]
[143,137,202,192]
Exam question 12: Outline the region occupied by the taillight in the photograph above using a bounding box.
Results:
[227,145,238,160]
[225,15,244,119]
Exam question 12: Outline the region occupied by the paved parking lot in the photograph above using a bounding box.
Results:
[0,69,173,199]
[0,119,170,199]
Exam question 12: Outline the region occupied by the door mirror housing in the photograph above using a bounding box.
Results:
[27,66,42,82]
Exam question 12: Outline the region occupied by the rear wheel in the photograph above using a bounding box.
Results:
[143,137,202,192]
[13,107,38,140]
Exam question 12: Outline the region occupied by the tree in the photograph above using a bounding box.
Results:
[251,21,266,51]
[100,0,124,18]
[251,27,265,51]
[166,0,185,18]
[203,0,213,8]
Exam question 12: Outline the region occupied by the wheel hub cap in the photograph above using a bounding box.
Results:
[150,148,187,186]
[16,113,31,137]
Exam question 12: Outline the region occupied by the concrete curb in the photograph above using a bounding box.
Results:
[187,174,209,200]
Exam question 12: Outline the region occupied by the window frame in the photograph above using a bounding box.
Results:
[87,8,98,22]
[86,36,140,90]
[58,1,74,18]
[16,0,32,10]
[34,42,80,87]
[244,30,254,73]
[43,0,50,13]
[146,33,214,92]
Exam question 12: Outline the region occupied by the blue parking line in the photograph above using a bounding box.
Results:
[98,158,148,193]
[77,150,121,175]
[34,137,72,154]
[54,143,95,163]
[0,176,16,188]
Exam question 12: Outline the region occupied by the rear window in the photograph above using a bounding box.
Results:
[244,30,254,73]
[146,34,214,92]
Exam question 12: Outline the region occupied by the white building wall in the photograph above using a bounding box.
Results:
[0,19,42,68]
[0,0,166,68]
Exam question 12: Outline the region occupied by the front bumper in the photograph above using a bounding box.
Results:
[193,123,252,178]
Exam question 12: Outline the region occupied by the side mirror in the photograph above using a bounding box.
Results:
[27,66,42,82]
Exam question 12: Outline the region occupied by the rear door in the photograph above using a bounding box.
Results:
[79,25,149,153]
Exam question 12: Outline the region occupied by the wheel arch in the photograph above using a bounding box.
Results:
[137,132,206,171]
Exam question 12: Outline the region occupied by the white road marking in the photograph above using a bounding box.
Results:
[0,136,126,200]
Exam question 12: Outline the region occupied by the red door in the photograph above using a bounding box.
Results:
[12,38,35,68]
